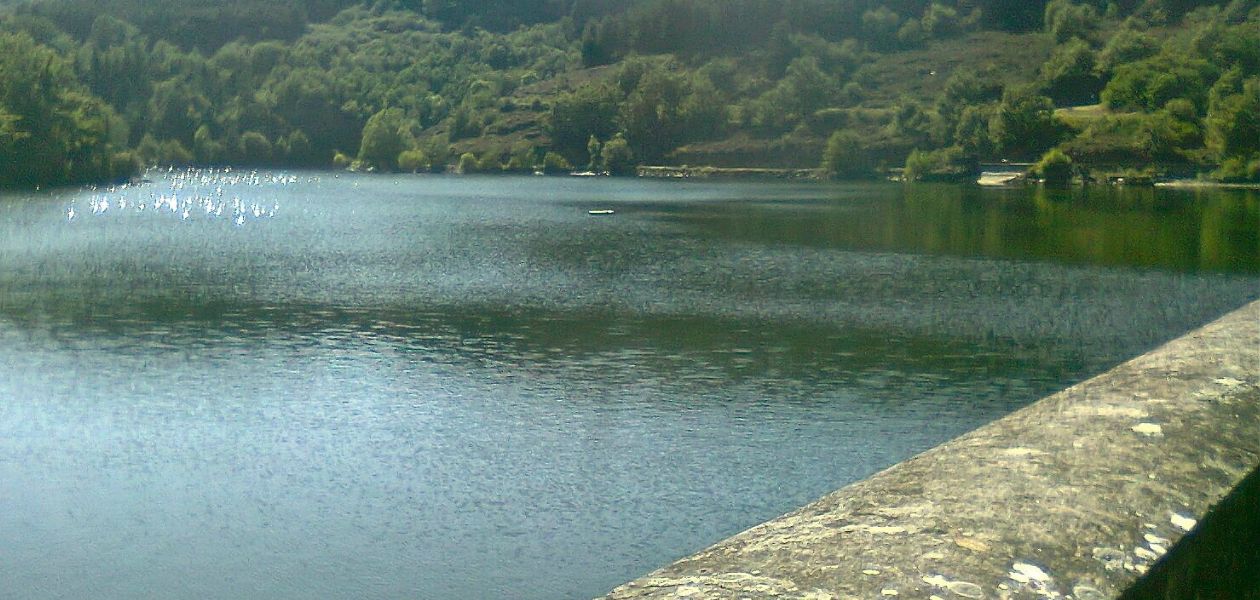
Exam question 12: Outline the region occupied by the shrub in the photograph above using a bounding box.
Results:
[903,146,971,181]
[921,3,961,38]
[1033,148,1074,185]
[541,151,572,174]
[397,149,428,173]
[477,151,504,172]
[357,108,408,171]
[1213,155,1260,182]
[457,152,478,174]
[239,131,273,164]
[332,151,353,169]
[600,134,635,175]
[821,130,875,179]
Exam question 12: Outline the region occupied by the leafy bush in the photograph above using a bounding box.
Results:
[1206,77,1260,160]
[238,131,272,164]
[1032,148,1074,185]
[1212,155,1260,182]
[358,108,409,172]
[397,148,429,173]
[541,151,571,174]
[903,146,971,181]
[1044,0,1098,43]
[821,130,875,179]
[600,134,635,175]
[331,151,351,169]
[1040,38,1100,105]
[456,152,478,174]
[989,85,1065,158]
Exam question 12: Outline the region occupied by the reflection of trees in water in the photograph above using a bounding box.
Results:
[686,184,1258,273]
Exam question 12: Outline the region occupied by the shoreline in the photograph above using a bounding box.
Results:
[5,165,1260,191]
[1154,180,1260,190]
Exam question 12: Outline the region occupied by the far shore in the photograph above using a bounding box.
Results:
[1153,180,1260,190]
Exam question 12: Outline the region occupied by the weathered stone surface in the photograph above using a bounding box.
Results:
[601,300,1260,600]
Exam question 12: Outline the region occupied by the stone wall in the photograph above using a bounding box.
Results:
[601,300,1260,599]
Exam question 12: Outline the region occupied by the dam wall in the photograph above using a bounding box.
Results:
[602,300,1260,599]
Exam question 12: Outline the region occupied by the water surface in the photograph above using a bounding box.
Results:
[1,173,1256,599]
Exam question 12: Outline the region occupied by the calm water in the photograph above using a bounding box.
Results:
[1,172,1256,600]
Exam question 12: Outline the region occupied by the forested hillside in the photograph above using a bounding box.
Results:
[1,0,1257,187]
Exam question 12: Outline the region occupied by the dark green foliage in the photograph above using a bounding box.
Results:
[862,7,903,51]
[358,108,410,172]
[1205,76,1260,160]
[283,130,317,165]
[1103,56,1218,112]
[616,62,724,163]
[193,125,224,164]
[953,105,996,156]
[1,0,1257,188]
[974,0,1047,31]
[1139,100,1202,159]
[137,134,193,165]
[1040,38,1101,105]
[397,148,428,172]
[1097,27,1159,74]
[1032,148,1073,184]
[903,146,971,181]
[548,84,620,163]
[0,31,132,186]
[1044,0,1098,43]
[541,151,571,173]
[17,0,357,51]
[456,151,478,173]
[921,3,963,38]
[821,130,875,178]
[599,133,634,174]
[990,85,1065,158]
[896,19,926,47]
[1212,155,1260,182]
[239,131,273,164]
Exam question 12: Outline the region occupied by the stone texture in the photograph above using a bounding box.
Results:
[601,300,1260,600]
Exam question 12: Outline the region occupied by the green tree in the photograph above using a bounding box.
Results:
[618,66,690,163]
[284,130,316,165]
[861,7,901,50]
[1097,28,1159,74]
[357,107,408,172]
[586,134,602,170]
[1205,77,1260,160]
[1041,38,1100,105]
[541,151,571,174]
[456,151,478,174]
[903,146,970,181]
[1138,100,1201,159]
[1032,148,1074,185]
[548,84,620,163]
[1044,0,1098,43]
[896,19,926,48]
[990,85,1064,158]
[921,3,961,38]
[954,105,996,156]
[239,131,273,164]
[0,32,132,187]
[395,148,427,172]
[146,79,209,146]
[821,130,874,179]
[600,134,635,175]
[193,125,223,164]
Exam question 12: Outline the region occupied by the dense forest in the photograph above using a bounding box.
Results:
[0,0,1257,187]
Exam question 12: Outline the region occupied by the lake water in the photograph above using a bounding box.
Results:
[1,172,1256,599]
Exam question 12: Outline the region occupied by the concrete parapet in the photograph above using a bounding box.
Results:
[602,300,1260,599]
